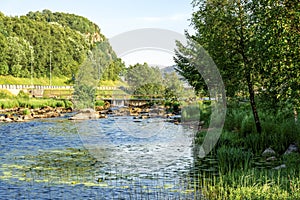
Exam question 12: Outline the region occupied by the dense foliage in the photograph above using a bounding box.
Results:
[175,0,300,133]
[0,10,123,82]
[125,63,186,100]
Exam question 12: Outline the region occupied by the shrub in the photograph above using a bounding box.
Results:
[0,99,19,109]
[55,100,65,108]
[0,89,13,99]
[64,99,73,108]
[23,108,30,115]
[18,99,29,108]
[95,100,104,107]
[0,62,9,75]
[17,90,29,99]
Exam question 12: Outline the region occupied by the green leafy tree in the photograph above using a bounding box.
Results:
[176,0,300,133]
[73,53,98,109]
[0,62,9,75]
[163,71,185,100]
[251,0,300,114]
[176,0,262,133]
[125,63,164,98]
[0,10,119,81]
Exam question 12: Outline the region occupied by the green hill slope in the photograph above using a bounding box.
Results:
[0,10,124,84]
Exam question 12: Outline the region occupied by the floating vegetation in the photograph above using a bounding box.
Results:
[0,147,200,199]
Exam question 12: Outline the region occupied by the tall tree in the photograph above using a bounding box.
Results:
[125,63,164,98]
[73,52,98,109]
[175,0,262,133]
[251,0,300,114]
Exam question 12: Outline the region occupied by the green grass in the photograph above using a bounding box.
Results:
[99,80,127,87]
[0,75,127,87]
[0,75,70,86]
[198,169,300,200]
[43,89,74,98]
[192,102,300,199]
[0,98,72,109]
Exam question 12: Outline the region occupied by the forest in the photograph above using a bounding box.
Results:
[0,9,123,81]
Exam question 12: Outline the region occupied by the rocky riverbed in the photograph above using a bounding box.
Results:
[0,106,73,122]
[0,103,187,125]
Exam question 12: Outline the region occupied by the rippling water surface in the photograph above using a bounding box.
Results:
[0,113,200,199]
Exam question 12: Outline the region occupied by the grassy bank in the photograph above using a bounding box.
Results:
[0,89,73,110]
[192,102,300,199]
[198,168,300,200]
[0,98,73,110]
[0,75,126,87]
[0,75,70,86]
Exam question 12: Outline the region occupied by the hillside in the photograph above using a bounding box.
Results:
[0,10,123,83]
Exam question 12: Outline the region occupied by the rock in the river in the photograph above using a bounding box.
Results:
[69,109,99,120]
[284,143,299,155]
[266,156,277,161]
[273,164,286,170]
[23,115,32,120]
[4,117,13,122]
[99,114,107,118]
[262,147,276,157]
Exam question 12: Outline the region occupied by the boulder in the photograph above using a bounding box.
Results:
[69,109,99,120]
[273,164,286,170]
[23,115,32,120]
[266,156,277,161]
[284,143,299,155]
[262,147,276,157]
[15,117,24,122]
[41,106,53,112]
[99,114,108,118]
[46,112,60,118]
[95,106,104,111]
[4,118,13,122]
[103,101,111,110]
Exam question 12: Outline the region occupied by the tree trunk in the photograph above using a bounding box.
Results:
[246,71,262,134]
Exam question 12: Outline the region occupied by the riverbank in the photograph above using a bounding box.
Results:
[0,106,73,122]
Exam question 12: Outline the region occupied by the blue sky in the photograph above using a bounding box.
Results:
[1,0,194,66]
[1,0,194,37]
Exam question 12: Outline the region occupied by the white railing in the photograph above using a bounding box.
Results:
[0,85,118,90]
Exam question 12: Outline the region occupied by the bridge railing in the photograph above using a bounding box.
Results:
[0,84,119,91]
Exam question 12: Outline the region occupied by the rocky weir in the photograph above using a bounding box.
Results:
[0,106,73,123]
[0,104,184,125]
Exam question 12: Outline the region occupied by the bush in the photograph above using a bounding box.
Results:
[55,100,65,108]
[23,108,30,115]
[18,99,29,108]
[64,99,73,108]
[17,90,29,99]
[0,62,9,75]
[0,99,19,109]
[0,89,13,99]
[95,100,104,107]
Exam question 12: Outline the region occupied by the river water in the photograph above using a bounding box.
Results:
[0,113,201,199]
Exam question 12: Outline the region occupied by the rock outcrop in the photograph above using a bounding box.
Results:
[68,109,99,120]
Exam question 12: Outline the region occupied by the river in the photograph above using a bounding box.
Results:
[0,113,201,199]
